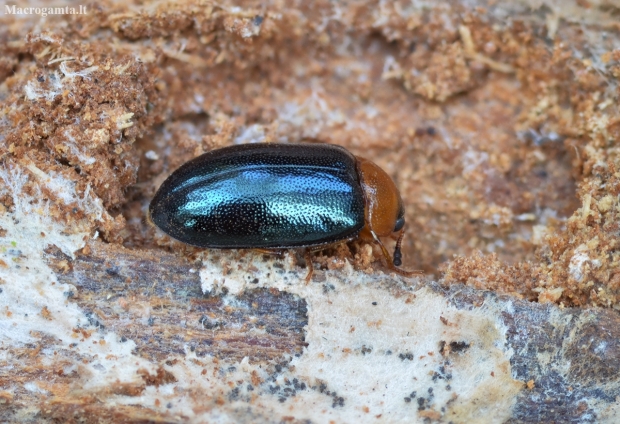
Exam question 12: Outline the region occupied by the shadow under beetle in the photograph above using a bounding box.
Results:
[148,142,421,281]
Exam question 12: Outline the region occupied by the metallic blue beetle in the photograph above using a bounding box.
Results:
[149,143,417,280]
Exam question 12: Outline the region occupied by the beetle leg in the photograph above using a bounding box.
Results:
[369,229,423,278]
[369,229,394,266]
[145,209,154,227]
[253,248,286,257]
[303,249,314,284]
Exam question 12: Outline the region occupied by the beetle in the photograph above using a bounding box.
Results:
[148,142,420,281]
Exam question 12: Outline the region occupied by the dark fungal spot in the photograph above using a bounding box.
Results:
[333,396,345,408]
[399,352,414,361]
[199,315,220,329]
[229,387,240,400]
[253,15,264,26]
[105,266,120,276]
[439,340,470,355]
[450,341,470,352]
[85,311,104,329]
[418,397,426,409]
[322,283,335,293]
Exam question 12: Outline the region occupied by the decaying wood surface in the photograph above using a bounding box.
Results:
[3,0,620,421]
[37,240,620,423]
[46,242,308,363]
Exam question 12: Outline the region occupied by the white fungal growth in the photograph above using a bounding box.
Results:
[23,162,104,221]
[59,61,99,80]
[77,184,104,221]
[195,249,523,423]
[0,163,157,398]
[569,249,589,282]
[0,163,29,215]
[24,71,64,101]
[568,244,600,282]
[24,58,98,102]
[63,129,96,166]
[25,59,98,102]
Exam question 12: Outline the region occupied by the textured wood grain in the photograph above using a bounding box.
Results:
[46,242,308,363]
[38,241,620,423]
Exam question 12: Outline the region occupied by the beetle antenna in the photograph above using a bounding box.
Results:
[393,228,405,266]
[371,228,423,277]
